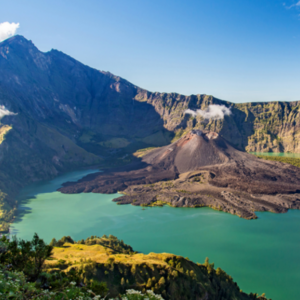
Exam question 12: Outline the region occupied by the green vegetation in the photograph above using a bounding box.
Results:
[0,233,161,299]
[99,138,130,149]
[147,200,170,207]
[133,147,158,158]
[0,233,109,299]
[139,131,172,146]
[192,176,201,182]
[171,129,188,143]
[0,121,102,234]
[0,189,17,233]
[79,130,96,143]
[255,155,300,168]
[176,190,192,194]
[0,233,52,281]
[236,102,300,153]
[0,233,270,300]
[50,234,135,255]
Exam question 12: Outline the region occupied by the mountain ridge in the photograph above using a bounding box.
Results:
[0,35,300,230]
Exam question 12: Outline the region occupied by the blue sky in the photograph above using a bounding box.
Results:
[1,0,300,103]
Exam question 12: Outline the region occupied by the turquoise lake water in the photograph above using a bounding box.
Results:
[12,168,300,300]
[250,152,300,158]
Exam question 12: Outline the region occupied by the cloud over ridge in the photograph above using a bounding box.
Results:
[0,22,20,42]
[185,104,232,120]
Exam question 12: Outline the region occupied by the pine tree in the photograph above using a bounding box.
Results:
[121,277,125,286]
[146,278,152,288]
[158,277,165,286]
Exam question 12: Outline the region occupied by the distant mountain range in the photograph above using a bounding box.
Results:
[0,35,299,231]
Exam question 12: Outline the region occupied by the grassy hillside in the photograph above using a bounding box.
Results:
[38,235,269,300]
[0,233,271,299]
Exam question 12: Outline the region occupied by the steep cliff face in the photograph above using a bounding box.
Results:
[136,92,300,152]
[0,35,299,229]
[240,102,300,152]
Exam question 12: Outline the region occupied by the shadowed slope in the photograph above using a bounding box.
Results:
[58,130,229,194]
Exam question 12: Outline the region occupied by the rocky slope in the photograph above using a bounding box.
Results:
[59,130,300,219]
[0,35,299,229]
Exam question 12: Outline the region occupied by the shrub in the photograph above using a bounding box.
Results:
[0,233,53,281]
[121,289,164,300]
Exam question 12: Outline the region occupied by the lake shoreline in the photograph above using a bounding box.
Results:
[11,166,300,300]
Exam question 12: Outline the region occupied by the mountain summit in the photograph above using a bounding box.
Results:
[0,36,300,229]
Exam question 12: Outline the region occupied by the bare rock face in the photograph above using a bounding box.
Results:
[59,130,300,219]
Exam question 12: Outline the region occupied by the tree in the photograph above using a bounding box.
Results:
[49,238,57,246]
[158,277,165,286]
[0,233,53,281]
[146,278,152,288]
[204,257,214,274]
[121,277,125,286]
[204,257,209,267]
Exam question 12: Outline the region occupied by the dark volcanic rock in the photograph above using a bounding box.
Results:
[59,130,225,194]
[59,130,300,219]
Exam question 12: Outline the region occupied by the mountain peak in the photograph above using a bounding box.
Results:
[0,35,33,46]
[0,35,44,63]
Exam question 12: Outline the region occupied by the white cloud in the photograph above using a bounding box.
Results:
[285,1,300,9]
[0,22,20,42]
[0,106,17,120]
[185,105,232,120]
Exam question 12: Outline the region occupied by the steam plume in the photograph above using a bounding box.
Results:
[185,104,231,120]
[0,22,20,42]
